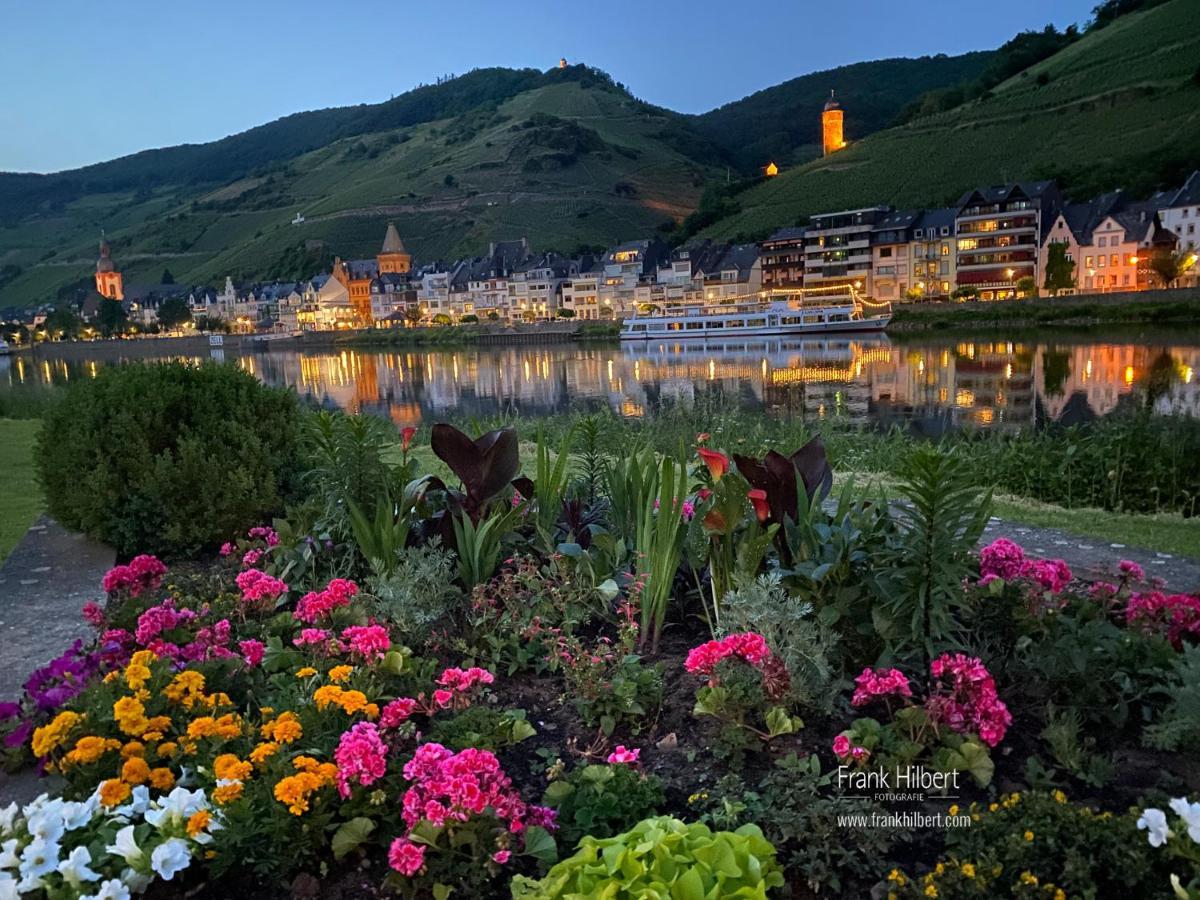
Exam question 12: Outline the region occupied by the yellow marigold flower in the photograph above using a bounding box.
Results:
[948,804,959,817]
[103,671,119,683]
[133,688,151,703]
[146,715,172,733]
[274,772,324,815]
[130,649,157,668]
[327,665,353,683]
[315,762,337,783]
[295,667,317,679]
[269,712,302,744]
[887,870,907,885]
[935,863,945,876]
[364,703,379,720]
[213,714,243,740]
[259,706,274,717]
[149,767,175,791]
[925,886,938,898]
[206,692,232,709]
[213,753,252,783]
[186,810,211,836]
[1053,890,1066,900]
[121,757,151,785]
[1053,790,1067,804]
[141,731,163,743]
[65,735,115,766]
[250,742,279,765]
[1020,871,1039,886]
[962,863,976,879]
[337,690,370,715]
[213,782,244,805]
[188,717,216,739]
[313,685,343,710]
[157,741,178,758]
[31,710,83,758]
[124,664,151,691]
[292,756,320,773]
[1024,830,1034,842]
[99,778,131,807]
[165,671,206,706]
[988,803,999,813]
[121,741,145,759]
[180,738,198,756]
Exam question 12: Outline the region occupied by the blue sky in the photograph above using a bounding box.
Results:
[1,0,1098,174]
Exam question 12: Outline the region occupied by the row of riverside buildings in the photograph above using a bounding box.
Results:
[65,172,1200,333]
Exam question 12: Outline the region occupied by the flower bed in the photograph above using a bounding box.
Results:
[1,418,1198,899]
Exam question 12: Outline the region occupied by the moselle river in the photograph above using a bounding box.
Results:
[4,334,1199,432]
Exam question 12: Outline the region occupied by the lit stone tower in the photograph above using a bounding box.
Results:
[822,90,847,157]
[95,234,124,300]
[377,223,412,275]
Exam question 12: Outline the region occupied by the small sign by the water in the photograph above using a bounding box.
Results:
[208,335,224,347]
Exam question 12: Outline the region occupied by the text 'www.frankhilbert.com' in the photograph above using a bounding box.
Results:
[834,765,972,828]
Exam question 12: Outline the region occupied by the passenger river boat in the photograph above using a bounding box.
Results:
[619,290,891,341]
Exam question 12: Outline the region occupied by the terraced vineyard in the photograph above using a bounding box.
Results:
[705,0,1200,240]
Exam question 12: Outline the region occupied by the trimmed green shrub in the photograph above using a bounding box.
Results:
[510,816,783,898]
[36,361,301,556]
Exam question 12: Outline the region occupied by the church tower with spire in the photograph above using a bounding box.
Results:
[377,223,412,274]
[822,91,847,157]
[95,234,124,300]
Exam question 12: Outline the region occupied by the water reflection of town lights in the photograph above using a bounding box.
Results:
[1124,366,1135,385]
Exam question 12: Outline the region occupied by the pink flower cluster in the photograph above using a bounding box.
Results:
[927,653,1011,747]
[1118,559,1146,582]
[134,599,197,646]
[248,526,280,546]
[235,569,288,605]
[832,734,870,762]
[293,628,335,650]
[606,745,640,765]
[1126,591,1200,649]
[850,667,912,708]
[436,667,495,692]
[294,578,359,623]
[81,601,106,628]
[684,632,771,678]
[334,721,389,798]
[388,743,555,876]
[102,555,167,598]
[342,624,391,661]
[381,697,418,728]
[239,639,265,667]
[978,538,1072,594]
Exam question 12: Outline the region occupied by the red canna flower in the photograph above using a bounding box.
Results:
[748,488,769,523]
[400,426,417,451]
[697,448,729,481]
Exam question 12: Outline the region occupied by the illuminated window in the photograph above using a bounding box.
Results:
[958,239,978,251]
[1085,256,1094,267]
[1110,254,1118,266]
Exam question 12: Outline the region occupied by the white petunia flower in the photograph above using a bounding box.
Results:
[106,826,143,867]
[81,876,132,900]
[1169,797,1200,844]
[24,805,65,845]
[0,873,18,900]
[120,867,153,894]
[144,788,205,830]
[149,838,192,881]
[16,836,59,892]
[111,786,151,821]
[1138,807,1172,848]
[0,839,18,870]
[61,796,99,831]
[0,804,17,838]
[58,845,102,888]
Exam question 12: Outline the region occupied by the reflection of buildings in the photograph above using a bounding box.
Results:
[10,337,1200,433]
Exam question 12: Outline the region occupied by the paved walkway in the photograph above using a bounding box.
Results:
[0,516,113,804]
[981,516,1200,592]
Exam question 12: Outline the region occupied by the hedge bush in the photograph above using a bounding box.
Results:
[36,361,301,557]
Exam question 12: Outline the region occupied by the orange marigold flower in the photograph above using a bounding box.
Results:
[121,757,151,785]
[313,685,343,711]
[157,741,179,758]
[186,810,211,836]
[187,717,216,739]
[130,649,158,668]
[64,735,115,766]
[295,667,318,679]
[146,716,173,733]
[213,714,243,740]
[213,782,244,805]
[327,665,353,684]
[250,742,279,765]
[213,753,252,783]
[269,712,302,744]
[121,741,145,759]
[364,703,379,720]
[141,731,164,743]
[165,671,206,706]
[124,663,152,691]
[149,767,175,791]
[31,710,82,758]
[274,772,324,815]
[337,690,370,715]
[99,778,132,807]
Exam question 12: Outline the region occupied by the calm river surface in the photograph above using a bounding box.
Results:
[4,334,1199,432]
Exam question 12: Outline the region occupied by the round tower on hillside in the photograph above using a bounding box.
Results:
[95,235,124,300]
[822,91,847,157]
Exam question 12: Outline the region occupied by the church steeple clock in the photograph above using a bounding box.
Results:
[95,234,124,300]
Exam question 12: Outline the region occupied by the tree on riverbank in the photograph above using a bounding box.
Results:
[1044,242,1077,296]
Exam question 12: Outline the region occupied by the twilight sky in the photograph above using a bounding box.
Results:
[1,0,1098,174]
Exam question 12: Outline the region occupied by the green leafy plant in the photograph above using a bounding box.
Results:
[424,705,537,751]
[510,816,784,899]
[874,447,991,666]
[366,542,461,641]
[632,454,689,652]
[452,505,517,589]
[541,763,665,851]
[532,424,575,539]
[1145,644,1200,752]
[37,361,300,556]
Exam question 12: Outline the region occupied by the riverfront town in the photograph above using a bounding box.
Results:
[2,1,1200,898]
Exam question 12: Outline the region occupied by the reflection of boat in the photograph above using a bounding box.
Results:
[620,294,890,341]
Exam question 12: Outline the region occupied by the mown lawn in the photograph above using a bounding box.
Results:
[0,419,42,562]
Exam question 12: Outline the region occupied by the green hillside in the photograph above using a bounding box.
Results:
[705,0,1200,240]
[690,52,994,173]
